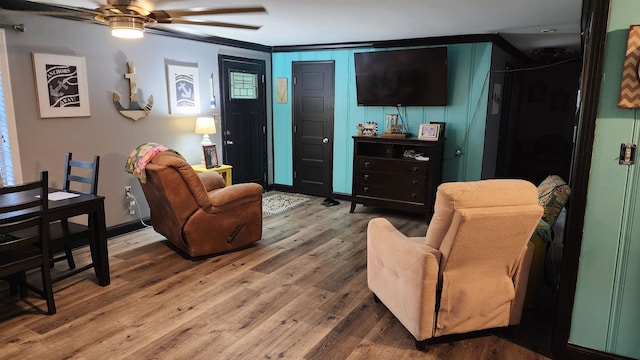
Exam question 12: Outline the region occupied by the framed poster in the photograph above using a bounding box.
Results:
[167,64,200,114]
[32,53,91,118]
[203,144,219,169]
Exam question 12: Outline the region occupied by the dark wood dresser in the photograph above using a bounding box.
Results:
[350,136,444,219]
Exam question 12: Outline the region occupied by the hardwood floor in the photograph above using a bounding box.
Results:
[0,193,551,360]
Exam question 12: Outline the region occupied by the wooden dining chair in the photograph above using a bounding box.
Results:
[0,171,56,314]
[49,153,100,277]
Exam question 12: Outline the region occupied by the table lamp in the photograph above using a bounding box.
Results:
[195,116,216,166]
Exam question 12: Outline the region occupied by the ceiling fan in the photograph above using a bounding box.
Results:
[0,0,267,39]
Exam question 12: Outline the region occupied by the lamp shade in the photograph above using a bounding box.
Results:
[195,116,216,134]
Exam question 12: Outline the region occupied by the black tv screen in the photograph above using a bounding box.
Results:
[354,47,448,106]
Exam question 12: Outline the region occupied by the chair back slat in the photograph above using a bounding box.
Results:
[0,173,48,223]
[63,153,100,195]
[0,171,49,271]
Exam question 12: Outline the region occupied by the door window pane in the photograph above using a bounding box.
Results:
[230,72,257,99]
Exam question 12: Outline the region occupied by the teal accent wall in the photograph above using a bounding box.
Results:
[570,0,640,358]
[272,43,491,193]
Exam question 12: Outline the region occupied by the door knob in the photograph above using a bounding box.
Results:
[323,138,329,143]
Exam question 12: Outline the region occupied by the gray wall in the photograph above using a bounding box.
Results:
[2,12,271,228]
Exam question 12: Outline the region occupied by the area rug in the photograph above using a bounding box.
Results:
[263,193,312,217]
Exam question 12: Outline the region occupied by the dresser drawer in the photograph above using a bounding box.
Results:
[356,183,426,203]
[360,171,427,188]
[358,157,428,176]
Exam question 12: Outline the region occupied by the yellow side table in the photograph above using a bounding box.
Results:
[192,164,233,187]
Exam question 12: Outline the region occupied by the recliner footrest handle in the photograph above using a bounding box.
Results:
[227,222,245,243]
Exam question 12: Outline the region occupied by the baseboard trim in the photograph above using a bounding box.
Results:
[562,344,635,360]
[270,184,295,193]
[107,218,151,239]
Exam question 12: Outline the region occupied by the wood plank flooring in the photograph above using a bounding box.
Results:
[0,193,552,360]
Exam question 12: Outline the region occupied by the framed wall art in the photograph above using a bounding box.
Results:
[32,53,91,118]
[203,144,219,169]
[276,77,288,103]
[418,123,440,141]
[619,24,640,108]
[167,64,200,114]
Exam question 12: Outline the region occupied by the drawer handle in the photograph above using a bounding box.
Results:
[411,193,417,198]
[364,174,370,180]
[364,161,371,168]
[412,166,419,172]
[412,180,419,185]
[363,186,369,192]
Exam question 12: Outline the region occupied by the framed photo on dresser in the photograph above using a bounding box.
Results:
[418,123,440,141]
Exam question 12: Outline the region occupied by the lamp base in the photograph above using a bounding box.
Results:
[200,134,212,166]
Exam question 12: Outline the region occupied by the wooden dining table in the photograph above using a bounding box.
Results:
[0,188,110,286]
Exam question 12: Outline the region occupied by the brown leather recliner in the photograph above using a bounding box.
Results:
[139,151,263,257]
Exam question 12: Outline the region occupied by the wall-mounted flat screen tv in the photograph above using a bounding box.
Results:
[354,47,448,106]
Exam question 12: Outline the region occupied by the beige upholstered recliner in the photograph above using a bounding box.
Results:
[367,179,543,349]
[139,150,263,257]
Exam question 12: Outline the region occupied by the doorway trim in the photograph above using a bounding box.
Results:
[553,0,610,358]
[218,54,268,185]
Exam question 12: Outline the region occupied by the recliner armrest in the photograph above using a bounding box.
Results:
[198,171,226,191]
[510,240,535,324]
[206,183,263,211]
[367,218,441,341]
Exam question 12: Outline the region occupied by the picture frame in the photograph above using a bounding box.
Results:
[276,77,288,103]
[166,64,200,114]
[385,113,402,133]
[32,53,91,118]
[619,24,640,108]
[430,121,446,139]
[203,144,219,169]
[362,122,378,137]
[418,123,440,141]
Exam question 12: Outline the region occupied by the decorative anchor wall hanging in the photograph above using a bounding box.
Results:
[113,60,153,121]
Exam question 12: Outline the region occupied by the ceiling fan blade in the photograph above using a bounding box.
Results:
[28,10,98,19]
[0,0,101,16]
[153,6,267,20]
[155,19,262,31]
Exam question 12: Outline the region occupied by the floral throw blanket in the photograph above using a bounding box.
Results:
[124,143,182,183]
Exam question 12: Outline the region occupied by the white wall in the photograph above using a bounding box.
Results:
[1,12,271,227]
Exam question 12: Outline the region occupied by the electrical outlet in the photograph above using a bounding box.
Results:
[124,186,132,198]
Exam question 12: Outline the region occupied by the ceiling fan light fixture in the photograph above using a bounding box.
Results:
[109,17,145,39]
